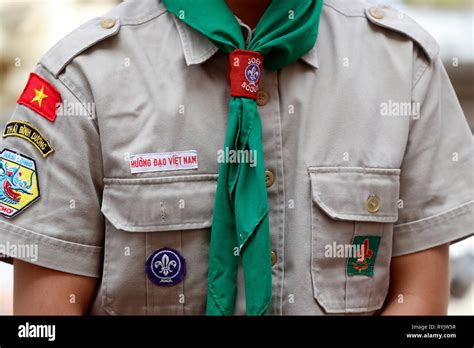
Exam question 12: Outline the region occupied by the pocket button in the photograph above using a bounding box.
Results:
[366,194,381,213]
[100,18,116,29]
[271,250,278,266]
[265,170,275,188]
[257,90,269,106]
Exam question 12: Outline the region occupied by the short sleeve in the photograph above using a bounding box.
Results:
[0,64,104,277]
[393,54,474,256]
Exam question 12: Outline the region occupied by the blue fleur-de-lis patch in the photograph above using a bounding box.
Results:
[245,63,261,85]
[145,248,186,287]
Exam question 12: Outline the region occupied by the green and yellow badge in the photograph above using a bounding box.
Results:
[347,236,381,277]
[3,121,54,157]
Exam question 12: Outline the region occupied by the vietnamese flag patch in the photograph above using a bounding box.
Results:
[17,72,61,122]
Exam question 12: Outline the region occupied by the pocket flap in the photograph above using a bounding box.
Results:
[309,167,400,223]
[101,174,218,232]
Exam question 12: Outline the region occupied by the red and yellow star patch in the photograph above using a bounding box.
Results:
[17,73,61,122]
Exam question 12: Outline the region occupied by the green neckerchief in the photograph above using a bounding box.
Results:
[163,0,323,315]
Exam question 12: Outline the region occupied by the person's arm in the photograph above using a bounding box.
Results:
[382,244,449,315]
[0,65,105,314]
[13,259,98,315]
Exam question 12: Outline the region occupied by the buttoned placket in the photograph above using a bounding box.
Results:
[235,19,286,315]
[173,16,320,315]
[257,67,286,315]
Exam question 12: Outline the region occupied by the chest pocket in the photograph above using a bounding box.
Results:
[308,167,400,313]
[98,174,217,315]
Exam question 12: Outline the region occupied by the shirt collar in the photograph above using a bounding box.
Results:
[172,16,319,69]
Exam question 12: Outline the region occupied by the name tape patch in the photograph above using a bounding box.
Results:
[3,121,54,157]
[129,150,198,174]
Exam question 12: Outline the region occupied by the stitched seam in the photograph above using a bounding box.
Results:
[273,69,285,315]
[145,232,149,315]
[43,19,120,77]
[192,45,219,63]
[367,223,384,308]
[174,16,218,64]
[179,230,185,315]
[41,19,96,62]
[366,15,437,62]
[313,196,397,221]
[412,59,431,90]
[56,74,101,133]
[120,8,168,26]
[173,16,193,63]
[0,221,102,252]
[308,166,401,175]
[114,221,212,229]
[394,201,473,230]
[103,174,218,185]
[323,2,367,18]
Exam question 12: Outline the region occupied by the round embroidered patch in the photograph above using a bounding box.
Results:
[145,248,186,287]
[245,63,261,84]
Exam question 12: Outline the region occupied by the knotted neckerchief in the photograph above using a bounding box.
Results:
[163,0,323,315]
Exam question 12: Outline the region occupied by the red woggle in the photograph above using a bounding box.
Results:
[228,49,263,100]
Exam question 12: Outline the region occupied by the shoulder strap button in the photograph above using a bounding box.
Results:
[369,7,385,20]
[100,18,116,29]
[364,5,439,61]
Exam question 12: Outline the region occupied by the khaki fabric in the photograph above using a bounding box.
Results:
[0,0,472,315]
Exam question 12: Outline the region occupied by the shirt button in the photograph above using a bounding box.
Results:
[366,194,381,213]
[271,250,278,266]
[369,7,385,20]
[256,90,270,106]
[100,18,116,29]
[265,170,275,188]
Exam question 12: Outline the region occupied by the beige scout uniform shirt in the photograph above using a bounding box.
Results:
[0,0,472,315]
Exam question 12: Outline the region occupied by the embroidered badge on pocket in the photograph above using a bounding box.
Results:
[145,248,186,287]
[347,235,381,277]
